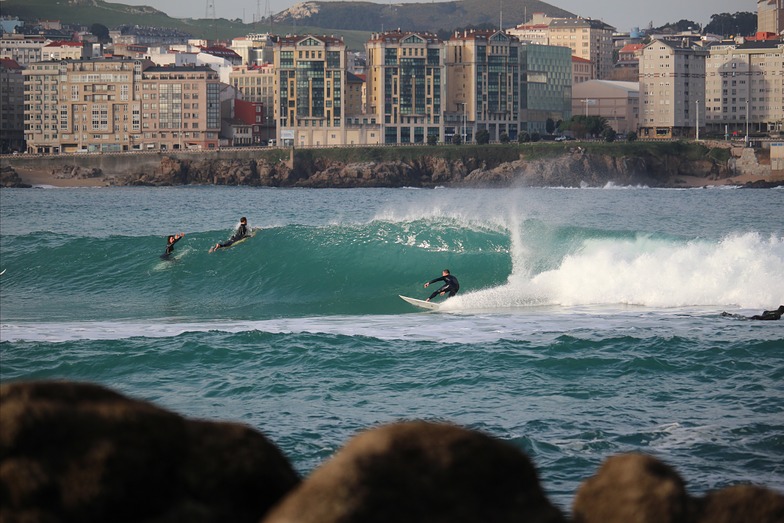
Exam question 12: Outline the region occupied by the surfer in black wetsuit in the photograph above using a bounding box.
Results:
[720,305,783,321]
[211,217,249,252]
[424,269,459,302]
[161,232,185,259]
[750,305,784,320]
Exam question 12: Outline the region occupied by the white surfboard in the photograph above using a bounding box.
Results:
[399,295,440,310]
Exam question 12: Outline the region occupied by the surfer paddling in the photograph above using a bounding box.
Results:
[424,269,459,302]
[161,232,185,260]
[210,217,249,253]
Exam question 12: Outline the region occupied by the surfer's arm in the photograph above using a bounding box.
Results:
[425,276,445,288]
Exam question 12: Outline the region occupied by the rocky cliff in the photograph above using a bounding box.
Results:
[113,146,732,188]
[4,142,779,189]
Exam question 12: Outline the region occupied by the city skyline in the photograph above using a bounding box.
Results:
[116,0,756,33]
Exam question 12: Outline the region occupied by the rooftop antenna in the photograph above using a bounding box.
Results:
[205,0,217,42]
[264,0,273,31]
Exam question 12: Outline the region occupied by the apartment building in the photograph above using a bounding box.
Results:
[639,39,707,139]
[758,0,784,35]
[366,30,444,144]
[572,55,592,84]
[140,65,221,151]
[444,29,520,142]
[231,33,276,65]
[507,14,551,45]
[705,41,784,135]
[229,64,275,107]
[548,18,615,80]
[0,34,49,65]
[519,43,572,134]
[23,59,221,153]
[43,41,84,61]
[1,58,25,152]
[275,34,372,146]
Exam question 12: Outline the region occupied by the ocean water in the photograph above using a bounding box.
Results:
[1,185,783,509]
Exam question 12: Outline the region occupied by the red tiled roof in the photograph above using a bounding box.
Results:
[619,43,644,53]
[0,57,23,69]
[45,41,82,47]
[571,55,592,63]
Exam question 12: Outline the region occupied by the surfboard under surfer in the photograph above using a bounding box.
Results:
[210,217,249,253]
[424,269,459,302]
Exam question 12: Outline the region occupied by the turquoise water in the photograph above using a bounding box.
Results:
[1,186,783,508]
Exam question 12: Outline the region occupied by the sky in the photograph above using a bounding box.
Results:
[120,0,757,32]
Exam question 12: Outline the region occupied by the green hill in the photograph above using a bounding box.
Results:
[272,0,576,33]
[3,0,578,50]
[1,0,372,49]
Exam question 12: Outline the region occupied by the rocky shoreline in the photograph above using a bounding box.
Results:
[1,381,782,523]
[2,144,783,189]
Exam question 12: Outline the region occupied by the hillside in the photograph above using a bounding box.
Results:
[3,0,575,48]
[273,0,575,33]
[0,0,371,49]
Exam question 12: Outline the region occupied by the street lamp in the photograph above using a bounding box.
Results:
[745,99,750,147]
[695,99,699,142]
[459,102,467,143]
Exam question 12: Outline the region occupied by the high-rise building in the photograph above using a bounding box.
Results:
[365,30,444,144]
[638,39,707,139]
[444,29,520,142]
[274,34,360,146]
[705,41,784,135]
[520,43,573,134]
[757,0,784,34]
[0,57,25,152]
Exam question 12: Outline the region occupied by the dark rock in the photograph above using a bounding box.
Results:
[0,381,299,523]
[263,420,566,523]
[572,453,694,523]
[741,179,784,189]
[695,485,784,523]
[0,165,31,188]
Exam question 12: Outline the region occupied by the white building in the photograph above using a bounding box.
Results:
[572,80,639,134]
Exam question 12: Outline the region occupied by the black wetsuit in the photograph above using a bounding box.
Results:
[218,223,248,248]
[428,274,459,300]
[750,306,784,320]
[161,235,182,259]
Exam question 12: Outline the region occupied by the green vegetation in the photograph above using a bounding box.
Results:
[3,0,371,49]
[290,141,731,168]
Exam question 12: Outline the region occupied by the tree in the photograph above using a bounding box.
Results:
[626,131,638,142]
[704,12,757,36]
[561,115,609,139]
[427,134,438,146]
[499,132,510,144]
[530,131,541,143]
[90,23,110,43]
[518,131,530,143]
[475,129,490,144]
[545,118,555,135]
[451,134,462,145]
[602,128,617,142]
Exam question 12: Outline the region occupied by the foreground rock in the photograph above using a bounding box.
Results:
[2,381,783,523]
[263,420,566,523]
[0,381,299,523]
[573,453,784,523]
